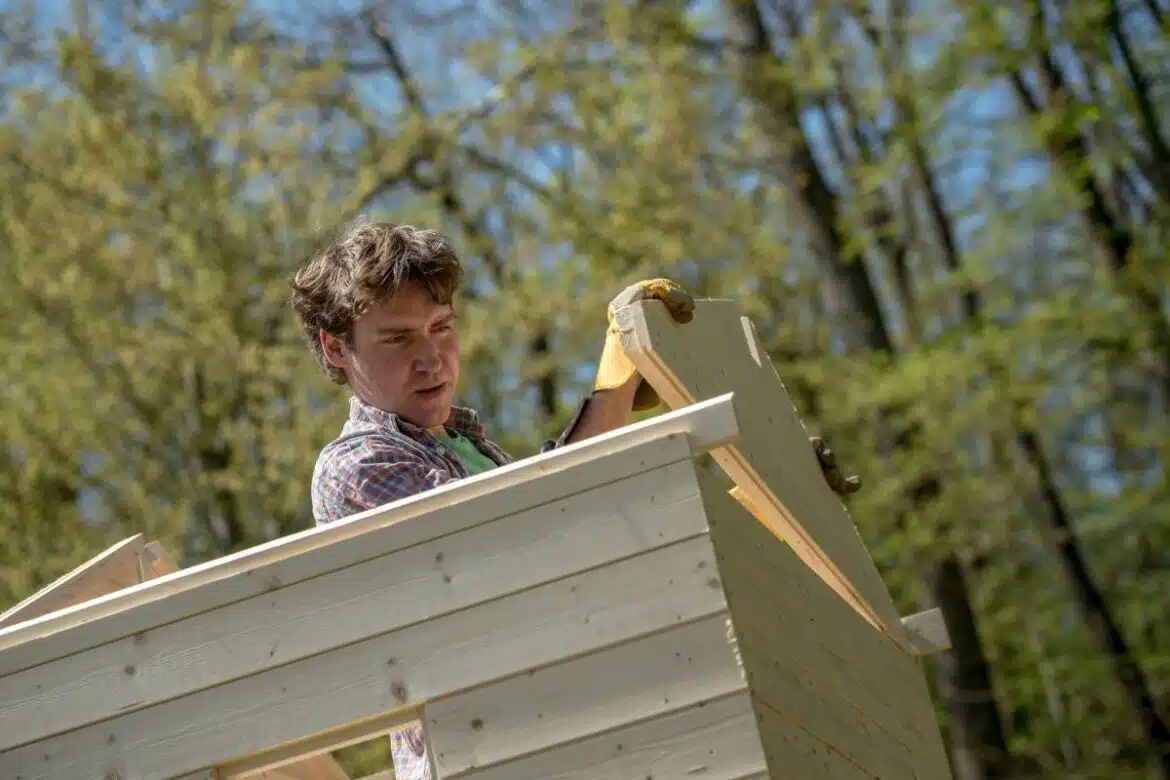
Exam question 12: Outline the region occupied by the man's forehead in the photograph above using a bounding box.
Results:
[367,294,453,330]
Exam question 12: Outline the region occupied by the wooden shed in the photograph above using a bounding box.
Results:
[0,299,953,780]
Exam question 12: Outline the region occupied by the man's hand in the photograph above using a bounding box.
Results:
[594,278,695,410]
[810,436,862,496]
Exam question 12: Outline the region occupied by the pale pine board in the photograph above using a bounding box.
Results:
[0,496,723,779]
[448,691,767,780]
[426,613,745,777]
[617,298,906,644]
[699,471,953,779]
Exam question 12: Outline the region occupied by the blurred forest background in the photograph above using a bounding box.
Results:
[0,0,1168,777]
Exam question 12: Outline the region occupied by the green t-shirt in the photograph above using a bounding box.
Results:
[438,429,499,476]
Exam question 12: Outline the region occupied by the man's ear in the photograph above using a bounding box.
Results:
[320,329,349,369]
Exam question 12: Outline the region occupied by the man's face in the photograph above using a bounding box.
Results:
[320,281,460,431]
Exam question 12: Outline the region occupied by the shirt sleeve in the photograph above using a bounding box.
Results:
[540,394,594,452]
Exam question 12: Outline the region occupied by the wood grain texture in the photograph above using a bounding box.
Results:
[699,471,953,779]
[0,534,145,630]
[617,298,908,646]
[0,392,737,669]
[0,468,724,780]
[0,454,704,752]
[134,551,360,780]
[426,613,746,777]
[447,691,767,780]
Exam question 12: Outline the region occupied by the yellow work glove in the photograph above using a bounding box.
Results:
[594,278,695,411]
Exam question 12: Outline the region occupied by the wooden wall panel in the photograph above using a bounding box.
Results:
[699,471,953,779]
[445,690,765,780]
[0,448,726,780]
[0,452,702,752]
[427,613,751,778]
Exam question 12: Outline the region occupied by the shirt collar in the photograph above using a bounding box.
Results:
[348,394,488,442]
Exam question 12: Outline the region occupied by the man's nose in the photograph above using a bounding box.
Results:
[413,335,442,370]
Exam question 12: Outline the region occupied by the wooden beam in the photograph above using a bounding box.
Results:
[699,469,953,779]
[901,607,952,655]
[0,391,738,669]
[0,534,146,630]
[617,299,908,646]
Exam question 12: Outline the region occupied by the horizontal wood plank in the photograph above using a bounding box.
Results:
[0,457,707,751]
[1,532,727,780]
[0,423,710,675]
[699,472,952,779]
[426,612,744,777]
[448,690,766,780]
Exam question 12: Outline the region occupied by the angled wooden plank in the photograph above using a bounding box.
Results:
[0,486,727,780]
[448,691,766,780]
[0,392,737,674]
[139,540,180,580]
[0,534,146,630]
[618,298,907,645]
[699,470,953,779]
[425,613,744,778]
[0,448,705,752]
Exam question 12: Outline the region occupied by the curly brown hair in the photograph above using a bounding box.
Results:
[289,220,464,384]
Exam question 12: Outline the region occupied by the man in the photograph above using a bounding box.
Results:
[289,220,861,778]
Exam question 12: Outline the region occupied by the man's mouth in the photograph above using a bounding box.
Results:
[415,382,447,399]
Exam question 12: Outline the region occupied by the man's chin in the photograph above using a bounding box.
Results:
[411,394,453,426]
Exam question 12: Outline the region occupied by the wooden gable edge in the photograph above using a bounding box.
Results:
[617,298,948,657]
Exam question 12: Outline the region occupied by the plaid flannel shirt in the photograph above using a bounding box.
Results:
[311,394,586,779]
